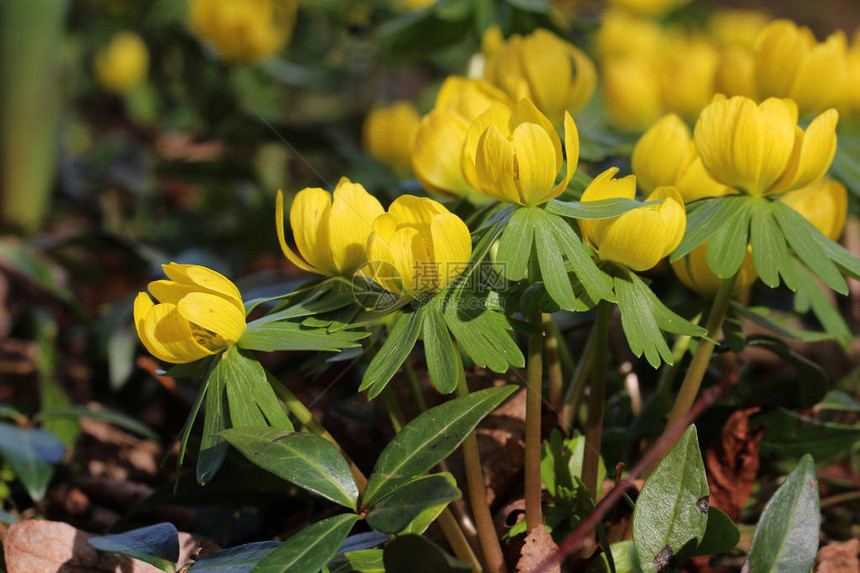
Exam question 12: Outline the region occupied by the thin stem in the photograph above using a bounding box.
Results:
[542,314,564,415]
[524,313,544,532]
[582,301,612,501]
[562,324,597,431]
[457,371,509,573]
[547,319,575,381]
[402,358,428,412]
[655,317,698,399]
[664,274,738,432]
[380,386,406,433]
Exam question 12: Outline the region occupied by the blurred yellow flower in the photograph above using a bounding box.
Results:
[391,0,435,10]
[606,0,689,17]
[484,28,596,122]
[94,32,149,94]
[709,9,770,50]
[753,20,847,116]
[579,168,686,271]
[595,9,663,61]
[411,77,513,198]
[844,32,860,116]
[657,33,719,119]
[714,47,756,99]
[366,196,472,296]
[461,99,578,206]
[481,25,505,59]
[672,243,757,295]
[276,178,384,277]
[363,100,421,176]
[694,95,838,197]
[189,0,297,63]
[780,177,847,241]
[134,264,246,364]
[602,58,661,132]
[632,114,730,202]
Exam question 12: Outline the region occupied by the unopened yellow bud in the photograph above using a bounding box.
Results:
[672,244,757,296]
[780,177,847,241]
[363,101,421,176]
[94,32,149,94]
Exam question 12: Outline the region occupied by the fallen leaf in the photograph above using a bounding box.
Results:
[816,539,860,573]
[516,525,560,573]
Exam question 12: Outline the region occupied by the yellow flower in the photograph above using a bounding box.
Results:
[189,0,297,63]
[602,57,661,132]
[780,177,847,241]
[579,168,686,272]
[276,178,384,277]
[693,95,839,197]
[363,100,421,175]
[595,9,664,62]
[657,34,719,119]
[484,29,596,122]
[94,32,149,94]
[672,243,757,295]
[632,114,731,202]
[844,32,860,116]
[461,99,578,206]
[709,9,770,50]
[366,196,472,296]
[134,264,246,364]
[606,0,689,17]
[391,0,435,10]
[753,20,848,116]
[481,25,505,59]
[714,47,757,99]
[411,77,513,198]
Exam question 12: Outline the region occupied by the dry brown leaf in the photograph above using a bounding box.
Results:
[816,539,860,573]
[3,519,210,573]
[704,408,764,521]
[516,525,560,573]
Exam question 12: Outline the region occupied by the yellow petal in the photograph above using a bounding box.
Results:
[631,114,691,193]
[435,77,513,122]
[672,243,757,295]
[366,226,402,296]
[177,292,247,344]
[147,280,199,305]
[780,177,847,241]
[475,125,522,204]
[276,190,318,274]
[511,122,558,206]
[566,47,597,116]
[789,30,848,115]
[388,195,447,234]
[715,47,757,99]
[602,58,662,132]
[411,110,473,197]
[138,301,213,364]
[160,263,244,313]
[462,103,516,190]
[520,30,572,120]
[328,178,384,276]
[134,292,155,345]
[752,98,797,193]
[290,187,336,275]
[674,152,734,202]
[389,226,430,295]
[542,112,580,204]
[645,186,687,258]
[578,167,636,248]
[754,20,811,98]
[431,212,473,290]
[515,98,562,172]
[362,101,420,174]
[770,108,839,193]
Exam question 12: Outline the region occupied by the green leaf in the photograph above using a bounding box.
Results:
[771,201,847,294]
[632,425,709,573]
[199,358,228,485]
[791,259,852,347]
[496,206,534,281]
[749,199,791,288]
[239,321,367,353]
[816,390,860,412]
[174,357,217,482]
[671,196,751,262]
[248,278,355,326]
[88,523,179,572]
[586,540,642,573]
[219,350,293,429]
[189,541,280,572]
[37,407,158,442]
[546,197,656,220]
[534,212,579,310]
[327,549,385,573]
[729,304,831,342]
[747,454,819,573]
[753,409,860,470]
[360,309,423,399]
[253,514,359,573]
[443,293,524,372]
[382,535,472,573]
[543,212,615,305]
[423,303,460,394]
[362,385,516,506]
[0,423,65,501]
[221,428,359,510]
[34,311,78,447]
[366,473,461,534]
[693,507,739,557]
[706,198,752,279]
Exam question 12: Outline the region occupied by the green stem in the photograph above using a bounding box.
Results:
[655,314,700,399]
[582,301,612,501]
[562,324,597,431]
[524,312,544,532]
[380,386,406,433]
[664,274,738,432]
[542,314,564,416]
[548,319,575,380]
[457,371,509,573]
[402,358,428,412]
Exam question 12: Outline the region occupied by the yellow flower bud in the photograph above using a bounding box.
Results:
[657,34,719,119]
[632,114,730,202]
[606,0,689,17]
[709,9,770,50]
[579,168,686,272]
[780,177,847,241]
[134,264,247,364]
[366,196,472,296]
[595,9,663,62]
[94,32,149,94]
[714,47,757,99]
[671,243,757,295]
[484,29,596,122]
[753,20,848,116]
[276,178,384,278]
[435,76,514,122]
[363,100,421,176]
[694,95,838,197]
[602,57,661,132]
[481,25,505,59]
[461,99,578,206]
[189,0,297,63]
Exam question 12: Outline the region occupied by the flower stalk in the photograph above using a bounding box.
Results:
[582,300,612,501]
[524,313,544,532]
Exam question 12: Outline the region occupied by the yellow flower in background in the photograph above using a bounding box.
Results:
[134,264,246,364]
[602,58,661,132]
[606,0,689,17]
[753,20,847,116]
[363,100,421,175]
[657,33,719,119]
[672,244,757,295]
[780,177,848,241]
[366,196,472,296]
[632,114,730,202]
[94,32,149,94]
[461,99,578,206]
[694,95,839,197]
[714,47,756,99]
[579,169,686,272]
[411,77,513,198]
[484,29,596,122]
[276,178,384,277]
[189,0,297,63]
[391,0,435,10]
[709,9,770,50]
[844,32,860,116]
[481,26,505,59]
[595,9,663,61]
